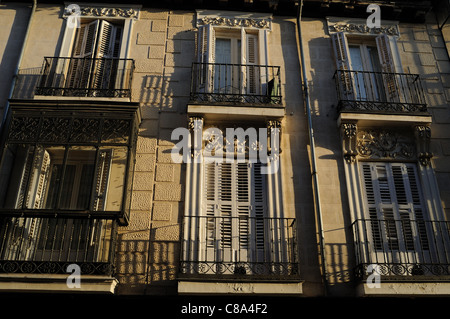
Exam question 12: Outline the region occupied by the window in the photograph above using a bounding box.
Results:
[331,32,403,104]
[0,145,126,212]
[357,161,445,270]
[36,16,134,98]
[191,22,281,104]
[202,160,267,268]
[67,20,123,92]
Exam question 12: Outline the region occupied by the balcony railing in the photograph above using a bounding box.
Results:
[352,219,450,280]
[0,217,117,276]
[334,70,427,114]
[35,57,134,98]
[180,216,299,279]
[190,62,282,105]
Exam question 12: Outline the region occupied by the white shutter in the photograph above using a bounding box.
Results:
[361,162,429,254]
[197,24,215,64]
[246,34,259,95]
[252,162,266,261]
[331,32,354,99]
[376,34,399,101]
[202,160,267,266]
[197,25,215,94]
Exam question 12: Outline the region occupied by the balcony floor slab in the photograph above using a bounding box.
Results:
[357,281,450,296]
[178,280,303,295]
[0,273,118,294]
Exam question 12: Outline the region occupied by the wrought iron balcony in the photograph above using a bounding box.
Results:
[180,216,299,279]
[35,57,134,98]
[0,216,117,276]
[334,70,427,114]
[352,219,450,281]
[190,62,282,105]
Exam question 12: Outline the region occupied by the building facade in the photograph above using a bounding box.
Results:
[0,0,449,299]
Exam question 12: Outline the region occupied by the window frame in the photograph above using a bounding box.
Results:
[0,104,139,225]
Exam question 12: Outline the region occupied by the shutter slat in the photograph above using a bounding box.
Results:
[376,34,398,100]
[331,32,353,97]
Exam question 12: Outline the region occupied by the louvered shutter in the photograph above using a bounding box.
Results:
[68,20,99,89]
[252,162,266,262]
[93,149,112,211]
[92,21,124,92]
[240,28,248,98]
[361,162,429,255]
[202,160,267,266]
[376,34,399,102]
[246,34,259,95]
[197,25,215,93]
[331,32,354,99]
[6,148,51,260]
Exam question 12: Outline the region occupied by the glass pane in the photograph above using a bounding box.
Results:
[97,146,128,212]
[0,144,34,209]
[60,146,96,210]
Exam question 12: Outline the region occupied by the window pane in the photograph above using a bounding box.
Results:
[61,146,96,210]
[97,146,127,212]
[0,144,129,214]
[0,144,34,209]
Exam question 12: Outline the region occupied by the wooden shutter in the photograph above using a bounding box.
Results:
[361,162,429,253]
[93,21,124,91]
[197,24,215,93]
[331,32,354,99]
[252,162,266,261]
[93,149,112,211]
[246,34,259,95]
[202,160,267,263]
[376,34,399,101]
[68,20,99,89]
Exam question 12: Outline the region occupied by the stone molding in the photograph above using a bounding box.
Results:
[196,10,272,30]
[64,4,140,19]
[327,17,399,36]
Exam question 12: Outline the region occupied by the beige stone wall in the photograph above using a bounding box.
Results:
[3,3,450,297]
[301,13,450,296]
[116,9,195,295]
[0,3,30,121]
[397,18,450,221]
[299,18,353,296]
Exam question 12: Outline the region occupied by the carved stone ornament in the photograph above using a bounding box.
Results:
[64,4,139,19]
[188,116,204,131]
[198,16,271,29]
[342,123,357,138]
[328,23,399,36]
[356,129,415,160]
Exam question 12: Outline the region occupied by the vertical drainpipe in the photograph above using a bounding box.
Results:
[296,0,329,296]
[1,0,37,129]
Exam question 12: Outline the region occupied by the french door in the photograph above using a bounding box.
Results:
[200,160,267,273]
[360,162,435,268]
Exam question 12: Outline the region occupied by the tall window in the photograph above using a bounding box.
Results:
[202,160,267,266]
[360,162,431,261]
[67,20,123,93]
[194,24,276,103]
[0,109,138,261]
[331,32,400,103]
